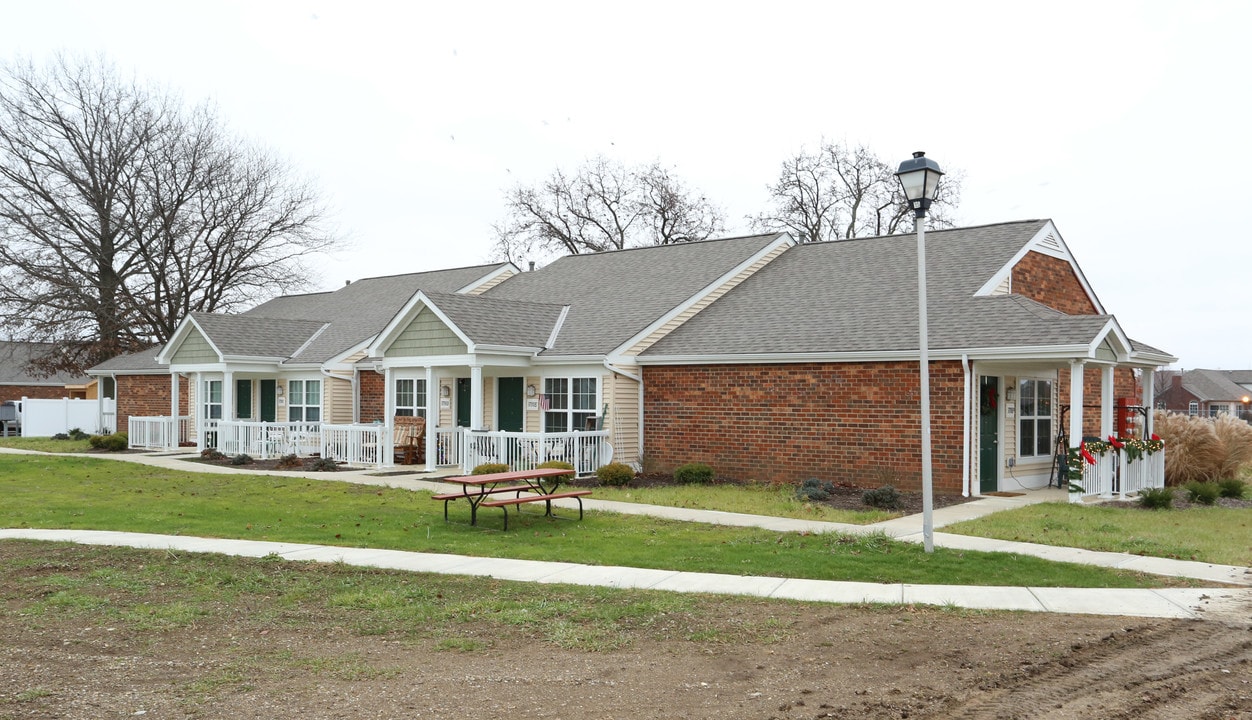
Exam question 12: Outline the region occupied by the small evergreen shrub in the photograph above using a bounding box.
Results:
[52,432,70,440]
[68,428,90,441]
[275,453,303,469]
[862,484,902,510]
[674,462,714,485]
[472,463,510,475]
[596,462,635,487]
[230,453,254,466]
[537,460,575,482]
[309,457,338,472]
[1185,481,1221,505]
[1138,487,1174,510]
[201,448,227,461]
[89,432,128,452]
[796,477,836,502]
[1218,477,1247,499]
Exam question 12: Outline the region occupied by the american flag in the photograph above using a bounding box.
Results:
[538,394,550,411]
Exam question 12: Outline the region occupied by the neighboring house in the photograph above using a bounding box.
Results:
[0,341,94,403]
[91,219,1174,496]
[1157,369,1252,418]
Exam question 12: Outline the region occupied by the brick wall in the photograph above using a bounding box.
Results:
[1055,365,1139,439]
[643,361,967,494]
[115,374,187,434]
[0,385,71,404]
[359,371,385,423]
[1011,251,1098,315]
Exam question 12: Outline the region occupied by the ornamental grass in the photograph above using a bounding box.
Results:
[1154,410,1252,485]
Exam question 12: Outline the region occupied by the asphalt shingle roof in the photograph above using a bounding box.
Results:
[188,313,329,359]
[641,220,1119,356]
[484,233,787,355]
[1176,369,1252,402]
[0,342,91,384]
[88,347,164,373]
[423,292,566,349]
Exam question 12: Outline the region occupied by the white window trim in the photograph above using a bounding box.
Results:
[203,379,222,421]
[542,376,599,433]
[1018,377,1053,459]
[394,377,428,418]
[287,379,322,423]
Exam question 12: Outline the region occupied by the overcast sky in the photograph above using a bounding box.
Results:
[6,0,1248,370]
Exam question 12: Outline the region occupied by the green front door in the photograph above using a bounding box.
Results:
[260,379,277,422]
[456,378,471,428]
[236,379,253,419]
[497,377,524,432]
[979,376,999,493]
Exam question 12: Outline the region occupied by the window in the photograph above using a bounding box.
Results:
[1017,378,1053,458]
[287,379,321,422]
[1209,403,1230,418]
[1188,401,1199,416]
[542,377,598,433]
[395,378,427,418]
[203,379,222,420]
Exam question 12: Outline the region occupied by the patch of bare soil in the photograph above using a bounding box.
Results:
[1,542,1249,720]
[185,454,345,472]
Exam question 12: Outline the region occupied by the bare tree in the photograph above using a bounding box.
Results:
[492,156,724,262]
[0,55,333,375]
[753,140,962,242]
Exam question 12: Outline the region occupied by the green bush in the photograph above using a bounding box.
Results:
[1218,477,1247,499]
[796,477,836,502]
[472,463,510,475]
[89,432,128,452]
[537,460,575,483]
[1138,486,1174,510]
[862,484,902,510]
[595,462,635,487]
[52,432,70,440]
[68,428,90,441]
[674,462,714,485]
[230,453,254,466]
[1185,481,1221,505]
[309,457,339,472]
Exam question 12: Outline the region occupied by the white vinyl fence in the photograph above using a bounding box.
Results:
[461,429,612,475]
[18,397,114,437]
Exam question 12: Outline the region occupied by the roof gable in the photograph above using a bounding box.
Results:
[973,220,1104,314]
[369,291,567,358]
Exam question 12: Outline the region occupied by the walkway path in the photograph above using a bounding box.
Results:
[3,448,1250,620]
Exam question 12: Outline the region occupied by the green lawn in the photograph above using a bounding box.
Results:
[944,502,1252,568]
[0,454,1188,589]
[574,482,899,525]
[0,437,92,453]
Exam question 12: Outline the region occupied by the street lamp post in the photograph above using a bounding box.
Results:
[895,151,944,554]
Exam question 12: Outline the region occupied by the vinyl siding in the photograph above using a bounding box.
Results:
[386,307,467,357]
[172,329,218,364]
[465,269,517,295]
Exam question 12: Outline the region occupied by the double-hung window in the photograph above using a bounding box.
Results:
[287,380,321,422]
[1018,378,1053,458]
[395,378,427,418]
[543,377,598,432]
[203,380,222,420]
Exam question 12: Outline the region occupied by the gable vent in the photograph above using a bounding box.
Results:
[1037,232,1063,254]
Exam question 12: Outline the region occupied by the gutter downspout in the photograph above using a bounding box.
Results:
[962,354,972,497]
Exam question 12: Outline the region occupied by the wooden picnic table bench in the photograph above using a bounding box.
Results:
[434,467,591,530]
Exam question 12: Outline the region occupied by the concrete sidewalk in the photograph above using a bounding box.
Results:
[3,528,1249,621]
[3,447,1251,618]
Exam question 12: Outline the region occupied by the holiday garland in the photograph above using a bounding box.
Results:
[1065,434,1164,493]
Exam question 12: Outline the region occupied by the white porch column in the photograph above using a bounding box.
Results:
[383,366,394,420]
[170,372,180,450]
[1068,361,1085,504]
[1100,365,1114,440]
[470,365,484,429]
[425,366,436,471]
[1141,369,1155,436]
[223,371,234,422]
[195,372,204,451]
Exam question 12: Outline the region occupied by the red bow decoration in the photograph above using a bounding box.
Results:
[1150,433,1161,442]
[1108,435,1125,449]
[1080,442,1097,465]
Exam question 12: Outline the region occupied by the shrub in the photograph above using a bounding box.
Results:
[472,463,510,475]
[596,462,635,487]
[862,484,902,510]
[52,432,70,440]
[1218,477,1247,499]
[89,432,128,452]
[68,428,90,441]
[537,460,575,483]
[200,448,226,461]
[309,457,338,472]
[674,462,714,485]
[230,453,254,466]
[1155,410,1252,485]
[1138,486,1174,510]
[275,453,302,469]
[1185,481,1221,506]
[796,477,836,502]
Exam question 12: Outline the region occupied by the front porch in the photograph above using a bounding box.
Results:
[128,415,612,475]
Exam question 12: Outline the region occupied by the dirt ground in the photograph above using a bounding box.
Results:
[2,542,1250,720]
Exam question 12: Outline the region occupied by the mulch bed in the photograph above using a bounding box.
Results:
[184,454,346,472]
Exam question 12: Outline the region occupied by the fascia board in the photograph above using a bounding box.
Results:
[367,291,474,357]
[455,263,521,294]
[470,344,544,355]
[1128,349,1179,366]
[163,362,230,374]
[635,344,1107,366]
[374,354,475,369]
[1087,318,1133,361]
[972,221,1106,314]
[532,354,607,365]
[156,316,223,364]
[608,233,796,357]
[221,356,289,364]
[329,337,376,364]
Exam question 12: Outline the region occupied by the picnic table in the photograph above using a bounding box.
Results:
[433,467,591,530]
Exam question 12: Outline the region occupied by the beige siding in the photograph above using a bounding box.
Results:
[990,275,1012,295]
[625,243,789,356]
[340,349,367,365]
[1095,339,1117,362]
[524,375,542,432]
[606,372,641,466]
[437,377,454,429]
[482,381,496,430]
[386,307,467,357]
[326,375,353,424]
[464,268,516,295]
[172,329,218,364]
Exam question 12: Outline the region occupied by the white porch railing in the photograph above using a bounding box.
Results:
[435,427,461,467]
[128,416,192,450]
[460,429,612,476]
[1069,448,1166,502]
[321,423,387,467]
[218,421,322,459]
